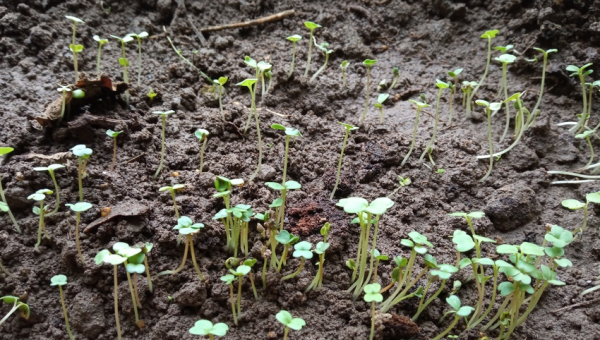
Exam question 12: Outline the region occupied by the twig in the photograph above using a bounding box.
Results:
[200,10,295,32]
[124,154,145,164]
[186,16,206,46]
[552,296,600,314]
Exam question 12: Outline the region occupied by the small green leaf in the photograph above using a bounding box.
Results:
[66,202,93,212]
[236,78,258,88]
[456,306,474,317]
[265,182,285,191]
[363,59,377,67]
[287,34,303,42]
[446,295,461,311]
[285,181,302,190]
[495,54,517,64]
[481,29,499,39]
[436,79,449,89]
[363,283,383,303]
[195,129,209,140]
[336,197,369,214]
[304,21,321,30]
[520,242,545,256]
[496,244,518,254]
[554,258,573,268]
[562,199,586,210]
[50,274,68,286]
[106,129,122,138]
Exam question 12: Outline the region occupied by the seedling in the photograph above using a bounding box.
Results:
[93,35,109,77]
[126,32,149,86]
[112,242,145,327]
[159,184,185,219]
[282,241,313,280]
[447,68,462,124]
[265,70,273,93]
[51,275,75,340]
[286,35,302,77]
[576,130,595,167]
[586,80,600,121]
[475,100,502,181]
[0,296,30,327]
[419,80,449,163]
[152,110,176,178]
[561,191,600,237]
[243,258,259,299]
[33,164,65,216]
[276,310,306,340]
[147,88,157,102]
[66,202,93,263]
[477,93,526,160]
[461,81,477,108]
[466,29,499,119]
[305,223,331,292]
[110,34,134,105]
[331,122,358,199]
[310,37,333,82]
[95,249,127,339]
[387,175,411,198]
[257,61,272,99]
[412,262,458,320]
[212,176,245,255]
[566,63,593,133]
[140,242,154,292]
[163,26,212,83]
[189,319,229,339]
[157,216,206,281]
[363,283,383,340]
[229,265,251,320]
[213,77,228,120]
[237,79,262,182]
[390,67,400,89]
[527,48,557,128]
[57,85,72,124]
[303,21,322,76]
[66,16,84,83]
[374,94,389,123]
[71,144,92,201]
[401,100,430,167]
[28,189,52,252]
[340,60,349,87]
[123,244,148,307]
[193,129,210,173]
[494,54,517,143]
[105,129,122,172]
[360,59,377,122]
[220,274,238,324]
[431,296,474,340]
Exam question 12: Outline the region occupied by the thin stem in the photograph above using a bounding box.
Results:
[124,263,140,325]
[249,272,258,299]
[482,293,512,331]
[277,244,290,273]
[477,99,525,159]
[157,237,189,276]
[412,279,432,321]
[283,327,290,340]
[154,115,166,178]
[189,236,205,281]
[249,89,262,183]
[133,273,142,308]
[342,69,346,88]
[420,88,443,162]
[289,42,296,77]
[144,255,153,293]
[58,286,75,340]
[529,53,548,127]
[467,37,493,119]
[111,137,117,172]
[471,266,499,328]
[77,158,84,202]
[570,74,588,134]
[585,136,595,167]
[369,301,376,340]
[278,189,288,232]
[282,136,290,183]
[137,38,142,87]
[281,258,305,280]
[46,171,61,216]
[96,44,103,78]
[500,63,511,143]
[480,108,495,181]
[431,315,459,340]
[352,219,372,300]
[229,283,237,325]
[448,86,455,124]
[310,52,329,82]
[59,91,67,124]
[412,279,447,321]
[34,201,45,252]
[401,107,422,167]
[262,254,267,289]
[236,275,242,318]
[218,84,224,120]
[75,212,84,263]
[361,67,371,122]
[330,129,350,199]
[304,30,314,76]
[114,266,122,340]
[0,303,19,327]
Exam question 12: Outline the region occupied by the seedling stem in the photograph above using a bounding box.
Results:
[360,59,377,122]
[331,123,358,199]
[467,30,498,119]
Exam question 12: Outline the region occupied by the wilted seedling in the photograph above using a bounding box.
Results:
[303,21,322,76]
[476,100,502,181]
[566,63,594,133]
[0,150,20,231]
[66,16,85,83]
[286,35,302,77]
[419,80,449,163]
[158,216,206,281]
[466,29,499,119]
[105,129,123,172]
[310,37,333,82]
[110,34,134,105]
[340,60,349,87]
[189,319,229,339]
[28,189,53,252]
[237,79,263,182]
[194,129,210,173]
[528,48,557,128]
[71,144,92,201]
[276,310,306,340]
[33,164,65,216]
[561,191,600,238]
[431,295,474,340]
[576,130,595,168]
[126,32,149,86]
[494,54,517,143]
[66,201,93,263]
[401,100,430,167]
[447,68,462,124]
[388,175,411,198]
[374,94,389,124]
[147,88,157,102]
[213,77,228,120]
[57,85,72,124]
[306,223,331,292]
[50,275,75,340]
[93,35,109,77]
[331,122,358,199]
[0,296,30,328]
[360,59,377,122]
[282,241,313,280]
[95,249,127,339]
[152,110,176,178]
[363,283,383,340]
[390,67,400,89]
[159,184,185,220]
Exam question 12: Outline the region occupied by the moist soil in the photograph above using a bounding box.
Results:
[1,0,600,339]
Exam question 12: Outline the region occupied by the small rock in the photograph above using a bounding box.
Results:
[379,313,420,340]
[29,25,53,49]
[173,281,207,307]
[507,143,539,171]
[259,165,276,181]
[484,182,541,232]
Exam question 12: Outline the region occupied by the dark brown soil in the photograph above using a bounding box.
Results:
[1,0,600,339]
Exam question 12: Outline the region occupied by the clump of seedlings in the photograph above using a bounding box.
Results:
[282,241,313,280]
[66,16,85,83]
[466,29,499,119]
[401,100,430,167]
[390,67,400,89]
[561,191,600,238]
[189,319,229,339]
[93,35,109,77]
[412,261,458,321]
[152,110,176,178]
[106,129,122,172]
[195,129,209,173]
[33,164,65,216]
[276,310,306,340]
[0,296,30,327]
[66,202,93,263]
[419,80,449,163]
[237,79,262,182]
[94,249,127,339]
[310,37,333,82]
[50,275,75,340]
[126,32,149,86]
[305,223,331,292]
[212,176,246,255]
[374,94,389,124]
[213,77,228,119]
[71,144,92,202]
[286,35,302,77]
[363,283,383,340]
[331,122,358,199]
[110,34,134,104]
[475,100,502,181]
[340,60,349,87]
[432,295,474,340]
[158,216,206,281]
[566,63,593,133]
[28,189,52,252]
[495,53,517,143]
[303,21,322,76]
[447,68,462,124]
[360,59,377,122]
[159,184,185,219]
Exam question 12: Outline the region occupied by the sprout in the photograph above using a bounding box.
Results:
[94,249,127,339]
[66,202,93,263]
[140,242,154,292]
[51,275,75,340]
[66,16,85,83]
[390,67,400,89]
[195,129,210,173]
[303,21,322,76]
[0,296,30,328]
[374,93,389,124]
[527,48,557,128]
[475,100,502,181]
[275,230,300,273]
[243,258,259,299]
[157,216,206,281]
[162,26,212,83]
[586,80,600,125]
[147,88,157,102]
[257,61,272,99]
[113,242,145,328]
[340,60,349,87]
[110,34,134,105]
[152,110,176,178]
[213,77,228,120]
[461,80,477,109]
[310,37,333,82]
[71,144,92,201]
[387,175,411,198]
[331,122,358,199]
[576,130,595,168]
[360,59,377,122]
[566,63,594,133]
[447,68,462,124]
[220,274,238,324]
[28,188,52,252]
[236,79,262,182]
[431,296,474,340]
[93,35,109,78]
[106,129,123,172]
[189,319,229,339]
[466,29,499,119]
[276,310,306,340]
[419,79,449,164]
[126,32,149,86]
[363,283,383,340]
[159,184,185,219]
[212,176,245,255]
[57,85,72,124]
[305,223,331,292]
[230,265,251,321]
[494,53,517,143]
[401,100,430,167]
[33,164,65,216]
[281,241,313,280]
[561,191,600,238]
[286,34,302,77]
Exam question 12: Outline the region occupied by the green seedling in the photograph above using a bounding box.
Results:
[257,61,272,99]
[57,85,72,124]
[282,241,313,280]
[93,35,109,77]
[340,60,349,87]
[33,164,65,216]
[466,29,499,119]
[159,184,185,220]
[432,296,474,340]
[387,175,411,198]
[230,265,251,321]
[28,189,52,252]
[110,34,134,105]
[363,283,383,340]
[213,77,228,120]
[401,100,430,167]
[310,38,333,82]
[286,35,302,77]
[576,130,595,167]
[493,44,514,95]
[461,81,477,108]
[147,88,157,102]
[419,80,449,163]
[152,110,176,178]
[212,176,245,254]
[586,80,600,121]
[275,230,299,273]
[257,210,279,273]
[304,21,322,76]
[447,68,462,124]
[106,129,122,172]
[476,100,502,181]
[477,93,526,160]
[374,94,389,124]
[50,275,75,340]
[163,26,212,83]
[566,63,593,133]
[95,249,127,339]
[331,122,358,199]
[265,70,273,93]
[66,16,84,83]
[561,191,600,237]
[220,274,238,324]
[237,79,263,182]
[305,223,331,292]
[195,129,210,173]
[140,242,154,292]
[495,54,517,143]
[412,262,458,321]
[527,48,557,128]
[71,144,92,201]
[112,243,144,328]
[66,201,93,263]
[360,59,377,122]
[158,216,206,281]
[189,319,229,339]
[364,248,388,286]
[242,259,259,299]
[390,67,400,89]
[214,203,253,257]
[126,32,149,86]
[276,310,306,340]
[0,296,30,327]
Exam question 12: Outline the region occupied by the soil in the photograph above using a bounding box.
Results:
[1,0,600,339]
